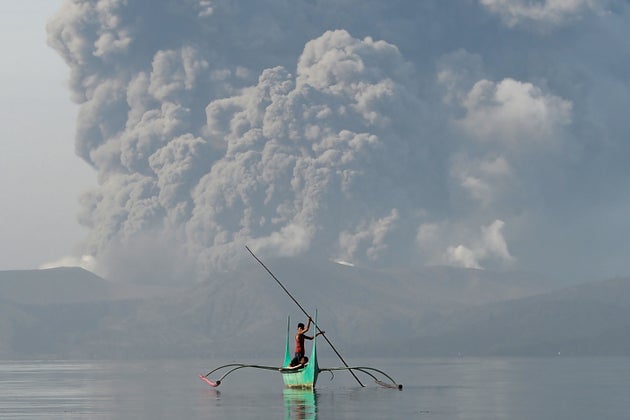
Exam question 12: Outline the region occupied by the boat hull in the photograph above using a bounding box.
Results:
[281,364,317,389]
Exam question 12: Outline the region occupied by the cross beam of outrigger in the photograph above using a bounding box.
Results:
[200,363,402,390]
[198,246,403,390]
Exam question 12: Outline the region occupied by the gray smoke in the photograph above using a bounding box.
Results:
[47,0,630,282]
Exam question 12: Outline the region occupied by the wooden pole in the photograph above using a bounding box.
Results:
[245,245,365,387]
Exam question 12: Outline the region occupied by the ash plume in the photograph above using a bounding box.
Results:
[47,0,630,282]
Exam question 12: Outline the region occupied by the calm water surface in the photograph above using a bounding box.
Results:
[0,357,628,419]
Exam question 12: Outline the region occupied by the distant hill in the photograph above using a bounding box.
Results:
[0,267,112,304]
[2,261,628,359]
[403,276,630,357]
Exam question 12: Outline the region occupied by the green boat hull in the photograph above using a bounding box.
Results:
[282,314,319,389]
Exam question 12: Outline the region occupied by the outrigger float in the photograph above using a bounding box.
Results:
[199,246,402,390]
[199,314,402,390]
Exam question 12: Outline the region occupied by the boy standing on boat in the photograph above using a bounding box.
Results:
[290,317,323,367]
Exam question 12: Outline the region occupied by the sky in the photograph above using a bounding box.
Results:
[2,0,629,286]
[0,0,95,271]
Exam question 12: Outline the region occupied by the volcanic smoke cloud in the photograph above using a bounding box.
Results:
[47,0,630,282]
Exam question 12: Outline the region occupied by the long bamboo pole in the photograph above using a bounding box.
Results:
[245,245,365,387]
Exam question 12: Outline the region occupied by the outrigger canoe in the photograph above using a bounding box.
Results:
[280,315,319,388]
[200,246,402,390]
[199,314,402,390]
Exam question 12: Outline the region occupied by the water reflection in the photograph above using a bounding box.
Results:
[283,389,317,420]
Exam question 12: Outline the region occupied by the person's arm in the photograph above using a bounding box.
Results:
[304,317,312,333]
[304,330,325,340]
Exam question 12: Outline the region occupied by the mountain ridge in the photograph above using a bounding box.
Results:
[1,262,627,359]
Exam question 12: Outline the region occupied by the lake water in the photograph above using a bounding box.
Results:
[0,357,629,419]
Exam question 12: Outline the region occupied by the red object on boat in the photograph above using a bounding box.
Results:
[199,374,220,387]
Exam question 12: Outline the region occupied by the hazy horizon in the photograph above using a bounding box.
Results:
[2,263,630,359]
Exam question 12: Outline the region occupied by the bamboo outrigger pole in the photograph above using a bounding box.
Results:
[245,245,365,387]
